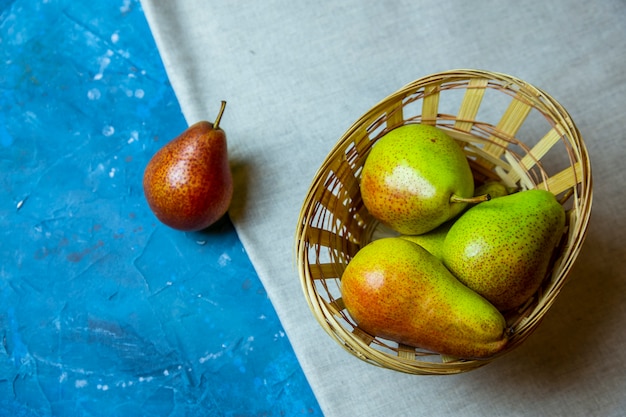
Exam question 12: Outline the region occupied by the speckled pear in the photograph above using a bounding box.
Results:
[341,237,508,359]
[442,189,566,311]
[143,101,233,231]
[360,124,487,235]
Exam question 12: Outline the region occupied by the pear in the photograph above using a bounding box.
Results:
[360,124,487,235]
[143,101,233,231]
[474,180,511,199]
[442,189,566,311]
[341,237,508,359]
[399,221,453,260]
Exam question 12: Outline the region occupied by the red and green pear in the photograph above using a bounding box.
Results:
[143,101,233,231]
[341,237,508,359]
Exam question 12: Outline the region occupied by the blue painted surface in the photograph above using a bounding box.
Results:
[0,1,321,415]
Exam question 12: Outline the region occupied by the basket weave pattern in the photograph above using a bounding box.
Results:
[296,69,592,375]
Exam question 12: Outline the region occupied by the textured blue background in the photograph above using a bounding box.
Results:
[0,0,321,415]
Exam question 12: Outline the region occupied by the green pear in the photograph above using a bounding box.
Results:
[474,180,511,199]
[341,237,508,359]
[360,124,487,235]
[442,189,566,311]
[399,221,453,260]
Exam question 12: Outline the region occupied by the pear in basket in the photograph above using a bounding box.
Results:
[341,237,508,359]
[399,221,453,260]
[442,189,566,311]
[473,180,512,200]
[360,124,488,235]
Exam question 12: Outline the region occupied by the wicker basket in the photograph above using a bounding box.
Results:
[295,69,592,375]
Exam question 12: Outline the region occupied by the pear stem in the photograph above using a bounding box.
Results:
[213,100,227,130]
[450,193,491,204]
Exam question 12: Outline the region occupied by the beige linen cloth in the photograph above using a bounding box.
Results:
[140,1,626,415]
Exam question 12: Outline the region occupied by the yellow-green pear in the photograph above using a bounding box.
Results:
[360,124,487,235]
[399,221,453,260]
[474,180,511,199]
[341,237,508,359]
[442,189,566,311]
